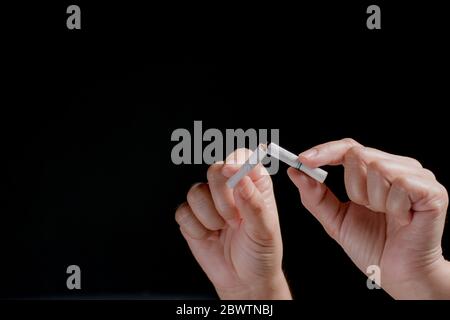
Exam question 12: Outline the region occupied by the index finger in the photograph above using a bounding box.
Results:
[221,148,271,183]
[206,148,272,228]
[206,161,240,227]
[205,149,255,228]
[297,138,360,167]
[299,138,423,168]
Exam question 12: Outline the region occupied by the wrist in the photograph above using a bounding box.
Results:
[391,257,450,299]
[423,258,450,299]
[216,271,292,300]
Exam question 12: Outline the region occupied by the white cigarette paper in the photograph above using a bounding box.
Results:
[267,143,328,183]
[226,144,268,189]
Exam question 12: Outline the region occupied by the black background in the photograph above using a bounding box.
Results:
[1,1,449,301]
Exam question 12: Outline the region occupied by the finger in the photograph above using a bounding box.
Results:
[299,138,423,169]
[367,159,437,214]
[343,145,370,205]
[366,164,391,213]
[175,202,214,240]
[233,176,279,242]
[206,162,240,228]
[388,175,448,227]
[287,168,345,241]
[298,138,361,167]
[385,183,412,226]
[221,148,273,193]
[343,146,426,207]
[221,148,269,181]
[187,183,226,231]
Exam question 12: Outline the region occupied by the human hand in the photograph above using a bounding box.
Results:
[176,149,291,299]
[288,138,450,299]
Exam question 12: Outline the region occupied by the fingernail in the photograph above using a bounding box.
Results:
[189,182,202,190]
[221,164,235,178]
[300,148,318,159]
[225,157,238,165]
[175,202,187,211]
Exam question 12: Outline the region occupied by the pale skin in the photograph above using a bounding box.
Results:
[175,138,450,299]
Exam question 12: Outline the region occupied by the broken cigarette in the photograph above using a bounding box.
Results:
[267,143,328,183]
[226,144,268,189]
[226,143,328,188]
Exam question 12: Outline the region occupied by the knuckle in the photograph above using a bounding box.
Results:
[344,145,366,164]
[421,168,436,180]
[432,198,448,214]
[432,184,449,212]
[391,176,449,214]
[391,175,409,189]
[367,159,388,173]
[392,175,427,199]
[400,156,423,168]
[216,201,235,218]
[341,137,360,147]
[175,203,190,224]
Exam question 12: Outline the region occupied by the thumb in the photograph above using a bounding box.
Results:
[233,176,279,242]
[287,168,346,241]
